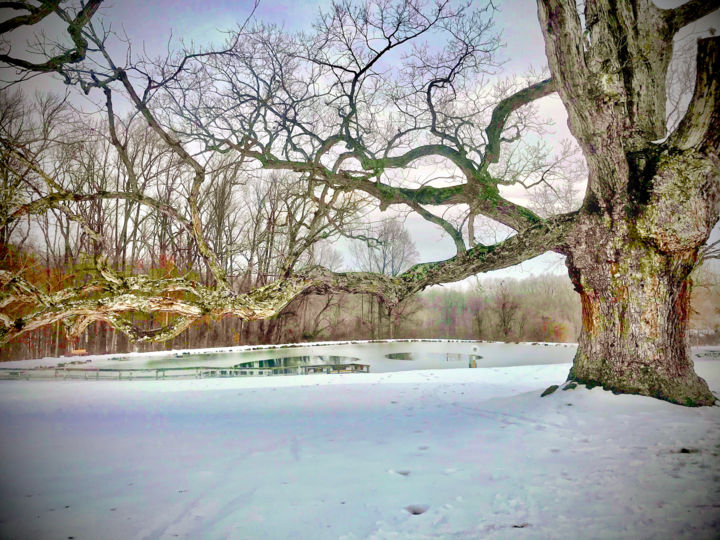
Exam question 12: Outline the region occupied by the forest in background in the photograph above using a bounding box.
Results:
[3,258,718,361]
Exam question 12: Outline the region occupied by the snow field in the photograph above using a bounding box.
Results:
[0,360,718,539]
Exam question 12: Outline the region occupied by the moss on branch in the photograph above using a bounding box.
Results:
[0,212,574,346]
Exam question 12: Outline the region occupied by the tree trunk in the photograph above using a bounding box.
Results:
[566,221,714,406]
[534,0,720,406]
[54,321,60,358]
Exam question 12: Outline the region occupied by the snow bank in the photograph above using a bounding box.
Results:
[0,361,718,539]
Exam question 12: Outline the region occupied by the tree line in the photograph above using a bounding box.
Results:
[5,264,718,361]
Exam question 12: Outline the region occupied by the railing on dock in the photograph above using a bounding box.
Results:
[0,362,371,381]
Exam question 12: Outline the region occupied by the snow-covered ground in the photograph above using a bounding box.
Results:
[0,348,718,539]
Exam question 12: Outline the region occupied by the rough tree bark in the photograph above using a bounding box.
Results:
[538,0,720,404]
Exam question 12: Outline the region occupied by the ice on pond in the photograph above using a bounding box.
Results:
[104,341,577,373]
[0,340,580,379]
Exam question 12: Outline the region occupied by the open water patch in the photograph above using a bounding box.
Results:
[232,355,367,375]
[385,352,482,368]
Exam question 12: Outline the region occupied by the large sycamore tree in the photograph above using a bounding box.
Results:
[1,0,718,405]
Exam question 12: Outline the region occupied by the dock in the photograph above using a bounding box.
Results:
[0,362,371,381]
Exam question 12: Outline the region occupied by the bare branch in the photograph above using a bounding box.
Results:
[0,1,60,35]
[483,77,556,168]
[0,0,103,72]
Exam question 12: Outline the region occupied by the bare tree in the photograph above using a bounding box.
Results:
[493,281,520,340]
[1,0,719,405]
[352,217,419,337]
[351,218,419,277]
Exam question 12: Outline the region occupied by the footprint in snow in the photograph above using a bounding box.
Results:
[405,504,429,515]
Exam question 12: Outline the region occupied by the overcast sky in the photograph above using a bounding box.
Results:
[3,0,718,281]
[100,0,569,277]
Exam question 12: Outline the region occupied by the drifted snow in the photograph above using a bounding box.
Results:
[0,351,718,539]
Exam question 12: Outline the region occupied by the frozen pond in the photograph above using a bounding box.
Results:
[103,340,578,372]
[0,341,579,378]
[7,341,718,380]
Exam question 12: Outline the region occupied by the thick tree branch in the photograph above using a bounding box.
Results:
[1,211,576,345]
[0,273,313,344]
[4,190,194,235]
[0,1,59,35]
[636,37,720,254]
[536,0,587,99]
[0,136,196,241]
[237,141,543,234]
[396,212,574,295]
[405,199,467,253]
[668,36,720,153]
[0,0,103,72]
[260,149,543,236]
[483,77,556,168]
[664,0,720,35]
[378,144,477,178]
